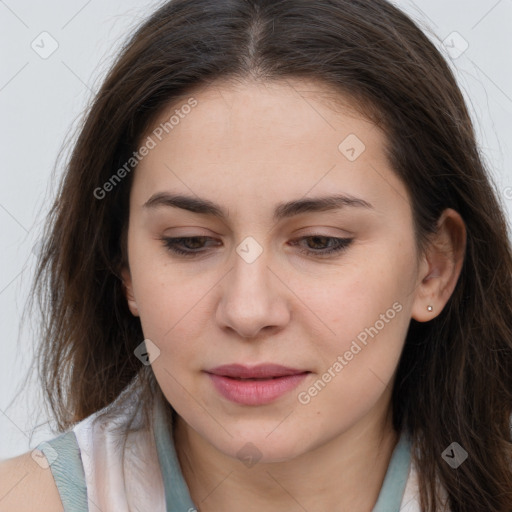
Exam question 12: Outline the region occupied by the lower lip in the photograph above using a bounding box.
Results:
[206,372,309,405]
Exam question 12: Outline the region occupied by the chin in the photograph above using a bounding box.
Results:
[210,427,314,466]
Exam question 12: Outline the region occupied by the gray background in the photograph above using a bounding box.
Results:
[1,0,511,459]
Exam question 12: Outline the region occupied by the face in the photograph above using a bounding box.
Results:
[122,78,427,463]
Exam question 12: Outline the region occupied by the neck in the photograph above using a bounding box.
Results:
[172,396,399,512]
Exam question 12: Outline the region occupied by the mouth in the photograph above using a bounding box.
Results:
[206,363,309,379]
[225,376,289,380]
[205,364,311,405]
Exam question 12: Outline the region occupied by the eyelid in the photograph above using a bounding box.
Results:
[159,233,353,259]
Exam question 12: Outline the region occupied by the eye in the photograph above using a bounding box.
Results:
[160,236,219,257]
[289,235,353,257]
[160,235,353,259]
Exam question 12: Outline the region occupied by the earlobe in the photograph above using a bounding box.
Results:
[411,208,466,322]
[120,266,139,317]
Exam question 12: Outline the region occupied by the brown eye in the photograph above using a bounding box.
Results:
[290,235,353,257]
[161,236,219,257]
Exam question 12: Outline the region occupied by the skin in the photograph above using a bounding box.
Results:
[121,78,466,512]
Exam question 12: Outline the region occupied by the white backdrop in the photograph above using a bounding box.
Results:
[1,0,511,459]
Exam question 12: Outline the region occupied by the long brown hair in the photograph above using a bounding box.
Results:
[22,0,512,510]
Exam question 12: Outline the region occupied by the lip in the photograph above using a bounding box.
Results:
[205,364,310,405]
[207,363,307,379]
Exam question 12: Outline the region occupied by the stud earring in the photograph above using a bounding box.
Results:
[427,305,433,312]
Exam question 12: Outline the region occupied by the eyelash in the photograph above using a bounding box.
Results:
[160,235,353,258]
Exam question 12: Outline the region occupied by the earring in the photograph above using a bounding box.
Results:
[427,305,433,312]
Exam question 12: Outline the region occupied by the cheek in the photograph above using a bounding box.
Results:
[135,277,204,352]
[127,234,190,332]
[294,249,414,385]
[129,256,214,372]
[298,265,407,342]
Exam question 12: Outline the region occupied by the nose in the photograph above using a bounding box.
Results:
[215,247,291,340]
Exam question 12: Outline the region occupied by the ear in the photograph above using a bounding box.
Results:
[411,208,466,322]
[121,266,139,317]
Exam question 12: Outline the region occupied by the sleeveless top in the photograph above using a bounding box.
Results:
[34,378,444,512]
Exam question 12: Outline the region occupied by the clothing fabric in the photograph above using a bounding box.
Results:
[35,379,430,511]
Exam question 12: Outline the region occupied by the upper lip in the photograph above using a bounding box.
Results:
[206,364,309,379]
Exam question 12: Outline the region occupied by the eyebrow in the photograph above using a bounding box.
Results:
[142,192,374,222]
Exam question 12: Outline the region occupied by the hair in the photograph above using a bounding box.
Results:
[21,0,512,510]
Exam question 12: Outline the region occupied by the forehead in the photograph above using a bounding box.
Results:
[156,77,372,140]
[130,77,411,224]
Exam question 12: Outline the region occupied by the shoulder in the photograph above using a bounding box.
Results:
[0,450,64,512]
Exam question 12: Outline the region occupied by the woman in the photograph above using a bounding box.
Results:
[1,0,511,510]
